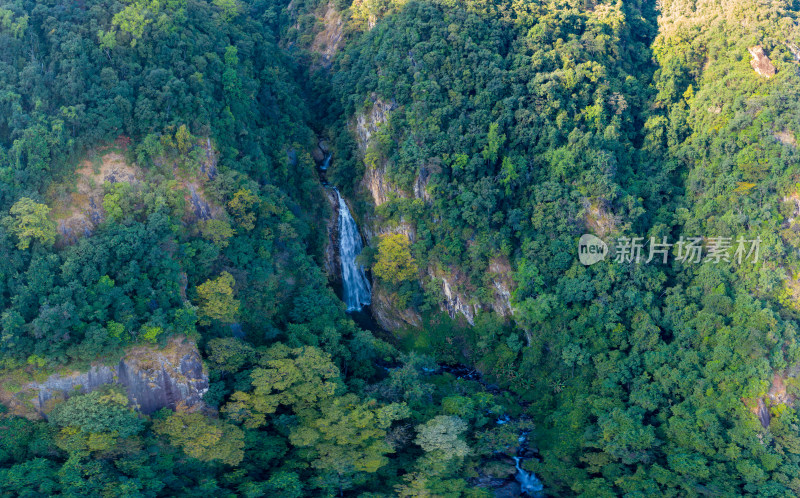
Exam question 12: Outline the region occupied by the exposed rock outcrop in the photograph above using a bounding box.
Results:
[362,219,416,243]
[414,166,432,203]
[311,3,343,66]
[352,95,516,329]
[441,275,480,325]
[487,258,515,317]
[748,45,776,78]
[116,337,208,414]
[5,336,208,418]
[354,97,394,150]
[471,459,519,496]
[371,284,422,330]
[788,43,800,62]
[353,97,420,243]
[313,140,330,163]
[54,151,141,245]
[363,159,407,207]
[355,96,403,207]
[200,136,218,179]
[774,129,797,148]
[187,184,213,221]
[767,371,792,407]
[429,258,516,326]
[582,198,618,238]
[323,188,342,281]
[745,369,800,429]
[52,140,222,246]
[752,398,770,428]
[355,101,431,207]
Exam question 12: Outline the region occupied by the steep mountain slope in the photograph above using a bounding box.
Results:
[307,0,800,494]
[3,0,800,495]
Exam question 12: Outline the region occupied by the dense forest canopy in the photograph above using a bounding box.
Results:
[1,0,800,495]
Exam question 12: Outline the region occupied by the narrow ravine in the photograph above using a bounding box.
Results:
[317,152,373,313]
[434,365,545,495]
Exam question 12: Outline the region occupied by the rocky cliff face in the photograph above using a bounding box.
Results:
[8,336,208,417]
[414,166,432,203]
[310,3,344,66]
[353,96,516,328]
[115,336,208,414]
[749,369,800,428]
[356,95,404,207]
[54,152,141,246]
[486,258,515,318]
[748,45,777,78]
[352,97,425,329]
[427,257,517,326]
[353,98,419,244]
[323,188,342,282]
[440,274,480,325]
[363,159,405,207]
[355,95,396,152]
[362,218,416,243]
[371,284,423,330]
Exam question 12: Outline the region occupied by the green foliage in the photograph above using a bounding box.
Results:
[205,337,257,374]
[112,0,186,46]
[373,233,418,285]
[3,198,56,250]
[49,389,144,439]
[199,218,234,248]
[222,344,342,428]
[102,191,124,223]
[289,394,410,476]
[4,0,800,494]
[0,7,28,38]
[481,123,505,166]
[196,272,240,325]
[227,189,259,231]
[174,124,192,154]
[0,458,60,496]
[26,354,47,368]
[212,0,242,22]
[153,411,245,465]
[140,324,163,342]
[414,415,470,460]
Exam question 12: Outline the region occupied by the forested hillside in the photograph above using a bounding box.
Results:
[2,0,800,495]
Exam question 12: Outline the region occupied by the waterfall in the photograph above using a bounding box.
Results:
[513,432,543,496]
[335,189,372,312]
[513,457,543,495]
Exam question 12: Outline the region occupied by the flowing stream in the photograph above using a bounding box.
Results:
[335,188,372,312]
[439,365,544,496]
[513,432,544,496]
[321,153,540,492]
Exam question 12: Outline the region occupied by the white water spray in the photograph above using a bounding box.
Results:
[335,189,371,312]
[513,456,543,495]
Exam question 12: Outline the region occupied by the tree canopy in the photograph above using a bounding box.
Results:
[1,0,800,495]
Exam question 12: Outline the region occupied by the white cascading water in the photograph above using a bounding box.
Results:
[513,432,543,495]
[320,154,331,171]
[513,456,543,495]
[335,189,372,312]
